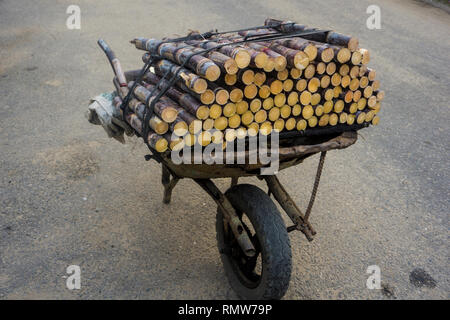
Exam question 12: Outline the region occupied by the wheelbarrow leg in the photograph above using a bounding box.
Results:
[161,165,179,204]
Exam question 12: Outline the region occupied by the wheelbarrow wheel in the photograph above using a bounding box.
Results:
[216,184,292,300]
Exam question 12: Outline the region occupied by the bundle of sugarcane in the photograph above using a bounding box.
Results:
[104,18,384,153]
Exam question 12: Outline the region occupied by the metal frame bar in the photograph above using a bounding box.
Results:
[159,151,326,247]
[160,166,256,257]
[263,175,316,241]
[262,152,326,241]
[193,179,256,257]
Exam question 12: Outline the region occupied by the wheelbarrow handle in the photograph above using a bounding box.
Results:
[97,39,127,87]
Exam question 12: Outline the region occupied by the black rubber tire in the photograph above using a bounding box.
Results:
[216,184,292,300]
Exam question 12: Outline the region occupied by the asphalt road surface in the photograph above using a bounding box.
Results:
[0,0,448,299]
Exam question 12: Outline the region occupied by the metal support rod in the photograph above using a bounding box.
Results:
[263,175,316,241]
[304,151,326,220]
[194,178,256,257]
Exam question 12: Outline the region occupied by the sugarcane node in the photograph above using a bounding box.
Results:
[359,48,371,65]
[263,58,275,72]
[319,75,330,88]
[269,107,281,122]
[287,91,299,106]
[304,64,316,79]
[244,84,258,99]
[172,120,188,136]
[359,76,369,89]
[349,78,360,91]
[273,119,285,132]
[209,104,222,119]
[250,98,262,113]
[364,110,375,122]
[318,113,330,127]
[375,90,385,101]
[224,73,237,86]
[239,69,255,85]
[283,79,294,92]
[247,122,259,136]
[202,118,215,131]
[236,100,249,115]
[326,62,336,75]
[196,105,210,120]
[189,119,203,134]
[260,121,273,136]
[236,127,248,140]
[341,75,351,88]
[229,88,244,103]
[308,77,320,92]
[367,95,377,108]
[292,104,302,116]
[331,73,342,86]
[351,50,363,65]
[302,105,314,119]
[268,78,283,94]
[371,79,380,91]
[211,130,224,144]
[277,69,289,81]
[223,102,237,117]
[311,93,321,106]
[224,128,237,142]
[372,115,380,125]
[339,64,350,76]
[333,86,343,98]
[290,67,302,79]
[350,65,360,79]
[353,90,362,103]
[308,116,318,128]
[357,97,367,110]
[262,97,274,110]
[254,109,268,123]
[324,88,334,101]
[242,111,254,125]
[339,112,348,124]
[296,79,307,92]
[334,99,345,113]
[329,113,339,126]
[184,134,195,147]
[274,93,287,107]
[254,71,267,86]
[214,88,230,105]
[254,51,268,69]
[323,100,334,113]
[367,68,376,81]
[347,113,356,125]
[258,85,271,99]
[314,105,324,117]
[285,117,296,130]
[214,116,228,131]
[300,90,312,105]
[296,118,307,131]
[228,114,241,128]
